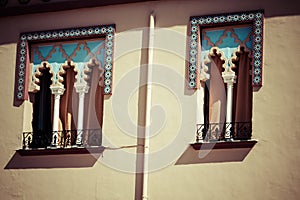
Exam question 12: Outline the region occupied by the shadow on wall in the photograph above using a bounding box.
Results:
[4,147,104,169]
[175,141,257,165]
[0,0,300,46]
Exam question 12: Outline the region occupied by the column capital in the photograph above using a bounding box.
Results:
[74,82,90,94]
[222,70,236,85]
[199,68,210,83]
[50,84,65,95]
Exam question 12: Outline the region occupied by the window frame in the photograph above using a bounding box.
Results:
[187,10,264,91]
[14,24,115,106]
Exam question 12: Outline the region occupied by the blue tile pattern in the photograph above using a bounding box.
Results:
[188,10,264,88]
[15,24,115,100]
[200,25,252,68]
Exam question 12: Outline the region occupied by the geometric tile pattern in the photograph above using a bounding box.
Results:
[202,25,253,51]
[31,39,105,86]
[201,24,253,69]
[15,24,115,101]
[188,10,264,89]
[32,40,105,64]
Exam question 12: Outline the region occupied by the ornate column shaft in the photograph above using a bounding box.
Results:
[74,82,89,145]
[222,71,236,140]
[50,84,65,146]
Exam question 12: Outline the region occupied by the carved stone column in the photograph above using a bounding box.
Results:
[74,82,89,145]
[222,70,236,140]
[50,84,65,146]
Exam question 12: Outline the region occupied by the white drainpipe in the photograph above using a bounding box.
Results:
[142,13,155,200]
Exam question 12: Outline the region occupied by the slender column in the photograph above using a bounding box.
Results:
[222,71,236,140]
[74,82,89,145]
[196,88,204,141]
[50,84,65,146]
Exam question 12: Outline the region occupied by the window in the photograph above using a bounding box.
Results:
[15,25,115,149]
[188,11,264,142]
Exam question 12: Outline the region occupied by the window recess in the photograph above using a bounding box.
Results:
[14,25,115,150]
[188,10,264,144]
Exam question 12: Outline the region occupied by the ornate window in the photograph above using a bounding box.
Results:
[188,10,264,142]
[15,25,115,149]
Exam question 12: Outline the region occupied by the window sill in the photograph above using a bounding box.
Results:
[191,140,257,150]
[176,140,257,165]
[5,147,104,169]
[16,146,105,156]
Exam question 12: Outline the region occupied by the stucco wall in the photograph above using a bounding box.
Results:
[0,0,299,200]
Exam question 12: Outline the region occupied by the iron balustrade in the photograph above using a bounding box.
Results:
[196,122,252,143]
[22,129,102,149]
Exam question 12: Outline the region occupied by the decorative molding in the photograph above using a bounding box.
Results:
[50,84,65,96]
[188,10,264,89]
[57,61,79,85]
[14,24,115,104]
[29,61,57,92]
[229,45,252,71]
[203,47,229,71]
[222,70,236,85]
[74,82,89,94]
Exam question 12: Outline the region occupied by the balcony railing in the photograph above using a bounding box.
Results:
[22,129,102,149]
[196,122,252,143]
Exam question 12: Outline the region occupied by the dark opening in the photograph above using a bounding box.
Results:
[31,67,52,148]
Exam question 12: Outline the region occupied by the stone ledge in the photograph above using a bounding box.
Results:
[176,140,257,165]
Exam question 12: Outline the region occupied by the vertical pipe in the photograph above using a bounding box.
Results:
[142,13,155,200]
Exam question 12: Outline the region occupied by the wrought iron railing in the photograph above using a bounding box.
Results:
[196,122,252,142]
[22,129,102,149]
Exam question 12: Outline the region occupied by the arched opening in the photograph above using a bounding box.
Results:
[203,53,227,140]
[83,65,104,146]
[232,49,253,139]
[31,67,53,148]
[60,65,78,146]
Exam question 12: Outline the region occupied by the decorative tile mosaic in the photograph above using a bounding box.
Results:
[31,39,105,85]
[201,24,253,68]
[15,24,115,101]
[188,10,264,89]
